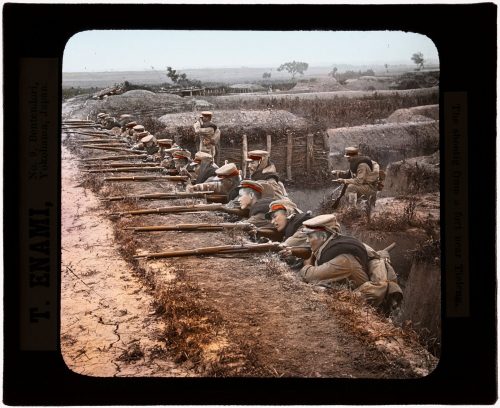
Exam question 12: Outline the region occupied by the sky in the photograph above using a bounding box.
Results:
[63,30,439,73]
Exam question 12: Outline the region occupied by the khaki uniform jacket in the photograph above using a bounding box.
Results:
[300,234,369,288]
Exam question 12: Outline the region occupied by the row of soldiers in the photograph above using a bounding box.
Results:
[94,111,400,310]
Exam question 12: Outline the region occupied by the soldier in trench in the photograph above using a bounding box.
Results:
[246,150,288,199]
[331,146,382,208]
[186,162,241,196]
[193,111,220,159]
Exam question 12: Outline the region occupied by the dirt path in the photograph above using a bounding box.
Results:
[61,142,194,377]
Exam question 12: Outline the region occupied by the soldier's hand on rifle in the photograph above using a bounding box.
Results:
[333,178,346,184]
[278,247,293,257]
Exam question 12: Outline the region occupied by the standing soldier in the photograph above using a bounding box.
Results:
[331,146,381,208]
[246,150,288,199]
[193,111,220,159]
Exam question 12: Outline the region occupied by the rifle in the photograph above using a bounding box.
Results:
[83,162,161,168]
[79,143,126,148]
[104,175,188,182]
[62,120,94,124]
[65,130,116,137]
[80,146,145,153]
[79,154,149,161]
[331,181,348,210]
[111,203,249,217]
[72,139,126,144]
[85,167,165,173]
[133,242,311,260]
[205,194,229,204]
[124,222,282,241]
[103,191,215,201]
[125,222,254,232]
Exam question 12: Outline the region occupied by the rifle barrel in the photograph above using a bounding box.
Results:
[79,154,148,161]
[134,242,281,259]
[126,222,252,232]
[85,167,164,173]
[105,191,214,201]
[104,175,188,182]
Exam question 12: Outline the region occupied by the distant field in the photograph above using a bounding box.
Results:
[62,64,439,88]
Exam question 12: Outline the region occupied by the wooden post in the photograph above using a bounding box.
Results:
[286,130,293,180]
[306,133,314,173]
[266,134,272,155]
[242,134,248,179]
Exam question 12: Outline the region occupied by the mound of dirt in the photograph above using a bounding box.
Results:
[382,151,440,196]
[159,109,308,132]
[386,104,439,123]
[292,76,346,92]
[327,121,439,168]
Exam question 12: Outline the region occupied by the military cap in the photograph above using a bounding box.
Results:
[103,114,111,119]
[215,162,239,177]
[132,125,145,132]
[194,151,213,162]
[200,111,213,117]
[344,146,359,157]
[120,114,133,119]
[125,121,138,128]
[246,150,270,161]
[136,131,150,138]
[173,150,192,160]
[157,139,173,147]
[140,134,156,144]
[302,214,341,234]
[265,198,300,219]
[97,113,107,118]
[237,180,264,194]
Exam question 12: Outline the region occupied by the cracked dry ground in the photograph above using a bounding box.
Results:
[61,142,437,378]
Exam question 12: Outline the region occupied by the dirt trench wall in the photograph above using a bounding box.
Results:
[386,104,439,123]
[327,121,439,170]
[398,259,441,351]
[382,151,440,197]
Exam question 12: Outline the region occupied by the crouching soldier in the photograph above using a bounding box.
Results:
[121,121,138,143]
[236,180,275,229]
[132,134,159,155]
[187,151,219,184]
[246,150,288,199]
[171,149,192,175]
[186,162,241,197]
[299,214,402,310]
[331,146,381,208]
[299,214,370,291]
[265,198,312,247]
